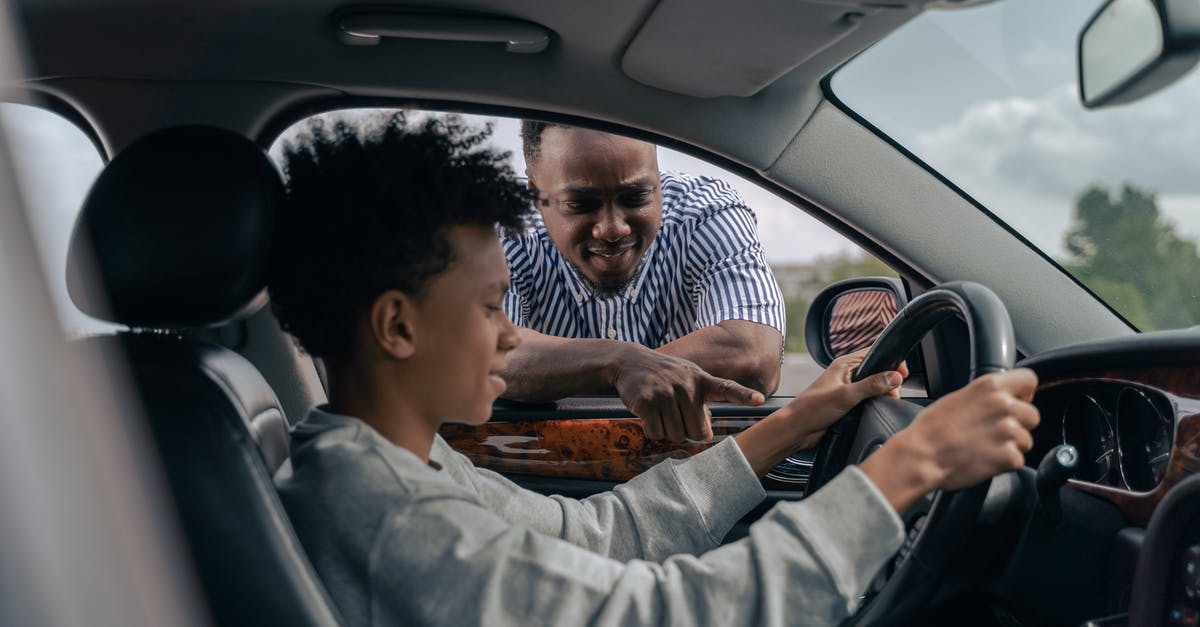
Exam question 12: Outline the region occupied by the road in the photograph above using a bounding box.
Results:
[778,353,824,395]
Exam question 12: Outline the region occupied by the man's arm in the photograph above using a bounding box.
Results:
[656,319,782,395]
[500,326,765,441]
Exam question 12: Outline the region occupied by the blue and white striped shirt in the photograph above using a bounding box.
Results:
[501,171,785,347]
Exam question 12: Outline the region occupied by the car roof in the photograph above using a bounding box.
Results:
[13,0,926,162]
[6,0,1134,353]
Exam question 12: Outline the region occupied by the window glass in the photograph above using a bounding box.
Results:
[0,103,117,336]
[271,110,897,394]
[833,0,1200,331]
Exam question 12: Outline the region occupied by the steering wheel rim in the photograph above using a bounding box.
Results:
[806,281,1016,626]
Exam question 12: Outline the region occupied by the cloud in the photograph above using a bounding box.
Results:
[911,77,1200,255]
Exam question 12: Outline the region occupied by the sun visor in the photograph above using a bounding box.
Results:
[621,0,883,98]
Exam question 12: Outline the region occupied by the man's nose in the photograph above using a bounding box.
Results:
[592,206,632,242]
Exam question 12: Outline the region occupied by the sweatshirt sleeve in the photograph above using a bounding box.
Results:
[434,435,765,561]
[369,465,904,627]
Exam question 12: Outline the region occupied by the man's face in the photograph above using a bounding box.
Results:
[527,127,663,291]
[406,224,520,424]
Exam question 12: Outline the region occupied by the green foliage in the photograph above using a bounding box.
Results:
[822,251,897,284]
[784,295,810,353]
[1061,183,1200,331]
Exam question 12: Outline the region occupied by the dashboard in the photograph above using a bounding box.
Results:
[1019,331,1200,627]
[1032,380,1176,493]
[1020,331,1200,527]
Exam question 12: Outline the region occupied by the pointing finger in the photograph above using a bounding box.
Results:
[704,376,765,406]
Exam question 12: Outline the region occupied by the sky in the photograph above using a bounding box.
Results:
[835,0,1200,257]
[6,0,1200,330]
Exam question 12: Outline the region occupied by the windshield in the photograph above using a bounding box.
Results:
[833,0,1200,332]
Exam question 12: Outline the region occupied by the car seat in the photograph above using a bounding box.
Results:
[66,125,342,626]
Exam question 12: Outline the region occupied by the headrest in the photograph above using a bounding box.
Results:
[67,126,283,328]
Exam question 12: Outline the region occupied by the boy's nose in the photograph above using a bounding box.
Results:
[498,314,521,352]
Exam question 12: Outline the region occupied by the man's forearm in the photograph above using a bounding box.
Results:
[499,328,628,401]
[656,320,782,395]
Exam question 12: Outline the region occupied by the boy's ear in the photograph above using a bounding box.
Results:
[368,289,417,360]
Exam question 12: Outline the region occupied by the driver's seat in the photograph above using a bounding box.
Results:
[66,126,342,626]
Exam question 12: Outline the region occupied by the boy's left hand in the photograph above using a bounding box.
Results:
[786,348,907,450]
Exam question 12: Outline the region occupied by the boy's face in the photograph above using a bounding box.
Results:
[407,223,520,424]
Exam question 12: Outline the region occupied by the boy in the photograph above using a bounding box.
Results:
[270,114,1039,626]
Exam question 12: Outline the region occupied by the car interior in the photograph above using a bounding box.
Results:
[3,0,1200,625]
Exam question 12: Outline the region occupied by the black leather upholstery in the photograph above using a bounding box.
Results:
[66,125,281,329]
[66,126,341,626]
[90,335,341,626]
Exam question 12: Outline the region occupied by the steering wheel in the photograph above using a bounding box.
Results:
[805,281,1016,626]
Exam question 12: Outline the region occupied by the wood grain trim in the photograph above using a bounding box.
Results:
[1039,368,1200,525]
[1067,412,1200,526]
[440,415,795,486]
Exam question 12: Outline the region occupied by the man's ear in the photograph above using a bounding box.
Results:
[524,172,547,209]
[368,289,417,360]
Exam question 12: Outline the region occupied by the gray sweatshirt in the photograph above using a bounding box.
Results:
[277,407,904,627]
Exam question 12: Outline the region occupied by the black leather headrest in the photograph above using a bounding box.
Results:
[67,126,283,328]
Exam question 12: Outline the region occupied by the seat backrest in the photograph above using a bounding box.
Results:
[67,126,341,626]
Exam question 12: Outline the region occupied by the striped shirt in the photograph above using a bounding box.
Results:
[501,171,785,347]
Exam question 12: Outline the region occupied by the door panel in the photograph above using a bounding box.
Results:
[440,396,812,494]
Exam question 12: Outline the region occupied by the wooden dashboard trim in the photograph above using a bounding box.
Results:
[440,414,802,491]
[1039,367,1200,526]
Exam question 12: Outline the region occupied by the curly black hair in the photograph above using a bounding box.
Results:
[269,112,531,361]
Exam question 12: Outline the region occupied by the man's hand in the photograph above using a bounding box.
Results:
[861,368,1040,512]
[784,348,908,450]
[611,346,764,443]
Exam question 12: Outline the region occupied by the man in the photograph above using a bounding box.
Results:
[269,113,1041,627]
[501,122,786,441]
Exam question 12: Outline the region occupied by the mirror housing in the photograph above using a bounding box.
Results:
[1079,0,1200,108]
[804,277,905,368]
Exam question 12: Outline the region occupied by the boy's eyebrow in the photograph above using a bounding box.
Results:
[488,281,510,293]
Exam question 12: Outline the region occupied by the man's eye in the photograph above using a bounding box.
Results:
[564,200,600,213]
[619,192,652,208]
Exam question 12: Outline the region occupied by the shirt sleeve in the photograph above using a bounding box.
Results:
[684,186,785,337]
[499,231,530,327]
[433,435,765,562]
[370,465,904,627]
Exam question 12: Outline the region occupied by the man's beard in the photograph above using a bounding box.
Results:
[567,258,630,299]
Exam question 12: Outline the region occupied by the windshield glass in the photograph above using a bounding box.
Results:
[833,0,1200,332]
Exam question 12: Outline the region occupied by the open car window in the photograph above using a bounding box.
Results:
[270,109,898,395]
[833,0,1200,332]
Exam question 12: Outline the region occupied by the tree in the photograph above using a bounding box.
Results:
[1062,184,1200,331]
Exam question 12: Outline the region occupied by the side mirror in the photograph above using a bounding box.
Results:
[804,277,905,368]
[1078,0,1200,108]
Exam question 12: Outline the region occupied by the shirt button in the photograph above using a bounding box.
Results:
[574,293,584,303]
[629,289,638,298]
[607,328,617,339]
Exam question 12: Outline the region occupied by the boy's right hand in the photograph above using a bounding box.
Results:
[860,368,1040,513]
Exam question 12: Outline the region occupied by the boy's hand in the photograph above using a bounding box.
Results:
[861,368,1040,512]
[611,346,764,443]
[785,348,907,450]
